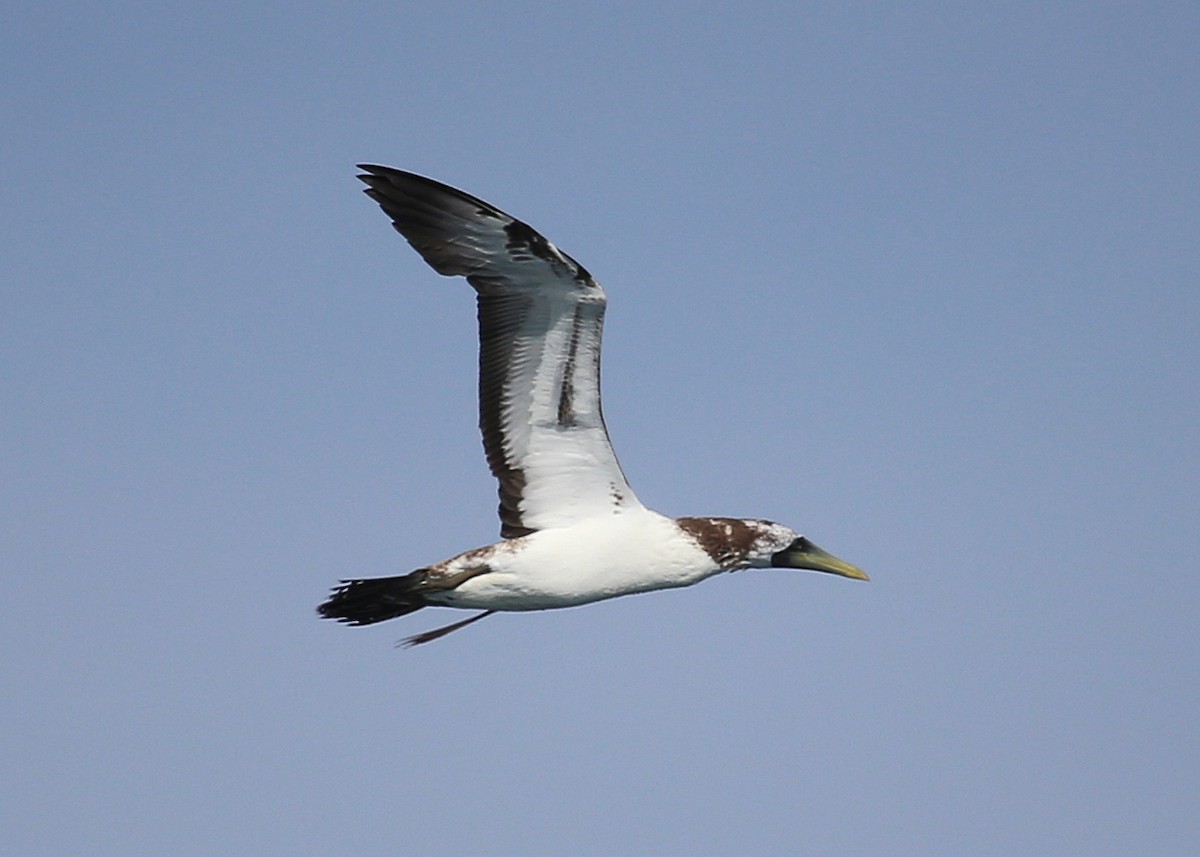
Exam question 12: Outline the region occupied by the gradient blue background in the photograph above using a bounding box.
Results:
[3,2,1197,854]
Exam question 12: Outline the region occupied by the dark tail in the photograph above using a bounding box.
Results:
[317,570,431,626]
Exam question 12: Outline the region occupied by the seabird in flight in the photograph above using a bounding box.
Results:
[318,166,867,646]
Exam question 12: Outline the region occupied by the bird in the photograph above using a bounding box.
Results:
[318,165,867,646]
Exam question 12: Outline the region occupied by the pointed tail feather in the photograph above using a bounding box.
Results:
[317,570,430,626]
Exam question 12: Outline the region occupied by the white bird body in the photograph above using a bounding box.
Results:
[426,509,721,611]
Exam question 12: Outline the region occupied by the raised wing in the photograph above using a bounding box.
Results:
[357,165,642,538]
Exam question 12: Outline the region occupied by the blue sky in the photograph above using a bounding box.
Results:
[3,2,1197,854]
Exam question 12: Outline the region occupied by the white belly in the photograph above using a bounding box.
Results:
[427,509,720,611]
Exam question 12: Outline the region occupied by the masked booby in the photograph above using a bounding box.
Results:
[318,166,867,646]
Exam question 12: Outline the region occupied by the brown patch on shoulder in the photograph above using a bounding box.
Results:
[434,538,523,571]
[675,517,770,570]
[419,539,527,589]
[416,562,494,591]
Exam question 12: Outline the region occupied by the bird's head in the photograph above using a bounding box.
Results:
[751,521,869,580]
[676,517,868,580]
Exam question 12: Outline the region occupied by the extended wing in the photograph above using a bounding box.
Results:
[357,165,642,538]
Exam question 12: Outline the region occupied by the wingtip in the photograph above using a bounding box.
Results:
[355,163,390,188]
